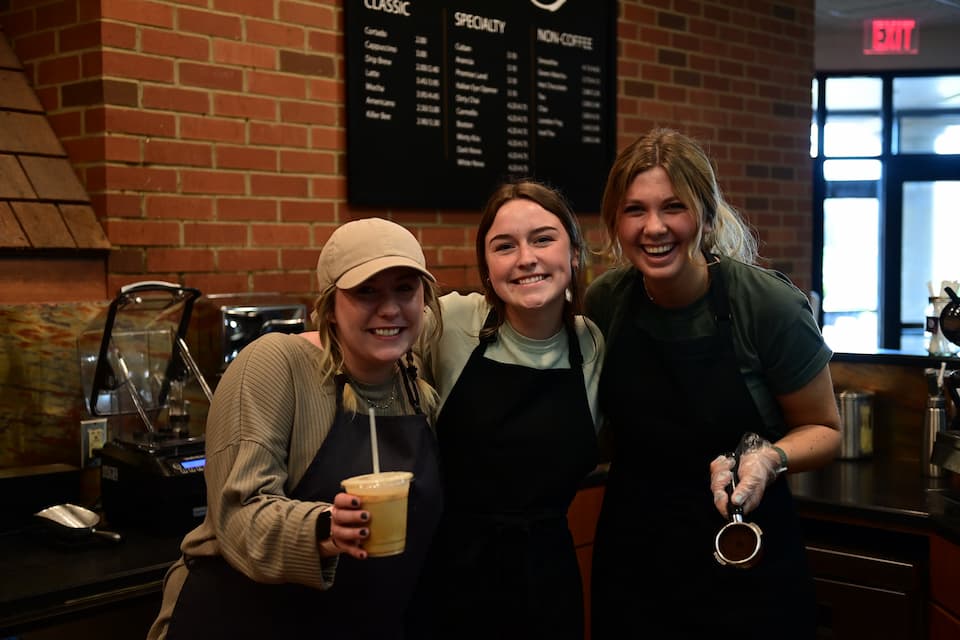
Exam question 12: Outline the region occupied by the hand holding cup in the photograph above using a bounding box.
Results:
[329,492,371,560]
[341,471,414,558]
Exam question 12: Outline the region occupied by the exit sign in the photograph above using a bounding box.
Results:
[863,18,918,55]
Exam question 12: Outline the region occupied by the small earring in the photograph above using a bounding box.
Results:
[565,288,573,303]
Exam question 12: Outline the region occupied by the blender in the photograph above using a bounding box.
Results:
[78,281,214,532]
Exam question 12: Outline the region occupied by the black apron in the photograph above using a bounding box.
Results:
[591,259,817,639]
[166,374,442,640]
[427,313,599,640]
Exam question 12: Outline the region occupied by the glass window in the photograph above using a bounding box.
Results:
[825,77,882,111]
[934,125,960,153]
[893,75,960,110]
[811,79,819,158]
[900,180,960,353]
[897,116,960,153]
[816,71,960,352]
[902,180,960,317]
[823,159,882,181]
[823,115,882,156]
[821,197,879,352]
[893,76,960,154]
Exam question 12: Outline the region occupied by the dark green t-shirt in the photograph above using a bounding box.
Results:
[585,256,833,434]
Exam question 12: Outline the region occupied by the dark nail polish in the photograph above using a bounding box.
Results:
[360,529,368,537]
[351,498,359,507]
[360,512,369,521]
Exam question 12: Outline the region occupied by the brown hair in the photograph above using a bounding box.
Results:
[475,179,585,340]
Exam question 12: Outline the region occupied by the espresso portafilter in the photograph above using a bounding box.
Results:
[714,435,764,569]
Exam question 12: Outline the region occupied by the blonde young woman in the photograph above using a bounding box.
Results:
[586,128,841,638]
[148,218,443,640]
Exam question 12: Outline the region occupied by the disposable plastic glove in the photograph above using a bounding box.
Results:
[710,432,781,518]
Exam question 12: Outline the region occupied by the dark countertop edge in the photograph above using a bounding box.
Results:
[587,460,960,546]
[797,495,960,546]
[0,567,167,634]
[794,494,932,530]
[0,555,172,605]
[832,350,960,367]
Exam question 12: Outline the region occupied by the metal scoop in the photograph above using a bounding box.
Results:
[35,503,123,544]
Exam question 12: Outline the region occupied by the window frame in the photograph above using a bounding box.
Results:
[813,69,960,351]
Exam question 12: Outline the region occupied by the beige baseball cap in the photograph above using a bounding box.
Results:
[316,218,435,290]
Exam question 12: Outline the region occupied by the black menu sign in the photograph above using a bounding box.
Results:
[345,0,617,212]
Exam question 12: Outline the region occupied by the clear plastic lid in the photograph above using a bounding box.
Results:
[77,281,207,432]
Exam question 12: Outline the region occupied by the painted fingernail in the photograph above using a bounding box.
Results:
[360,529,369,537]
[360,512,369,521]
[351,498,359,507]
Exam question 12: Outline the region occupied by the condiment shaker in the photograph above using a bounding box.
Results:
[922,394,947,478]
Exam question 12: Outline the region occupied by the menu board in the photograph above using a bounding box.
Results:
[345,0,617,213]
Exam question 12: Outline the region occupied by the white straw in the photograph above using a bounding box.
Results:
[938,362,947,391]
[368,407,380,474]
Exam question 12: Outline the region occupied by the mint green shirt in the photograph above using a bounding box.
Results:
[423,292,604,430]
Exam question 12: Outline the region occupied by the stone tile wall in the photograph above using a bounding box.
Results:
[0,301,107,468]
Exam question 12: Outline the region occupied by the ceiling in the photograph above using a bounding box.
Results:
[816,0,960,29]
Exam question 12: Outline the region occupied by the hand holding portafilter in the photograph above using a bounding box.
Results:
[712,433,775,568]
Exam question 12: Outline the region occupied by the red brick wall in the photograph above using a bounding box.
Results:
[0,0,815,297]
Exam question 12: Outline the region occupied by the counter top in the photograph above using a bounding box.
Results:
[3,457,960,634]
[0,521,182,634]
[832,350,960,366]
[789,457,960,544]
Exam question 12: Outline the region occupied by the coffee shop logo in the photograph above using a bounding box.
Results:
[530,0,567,12]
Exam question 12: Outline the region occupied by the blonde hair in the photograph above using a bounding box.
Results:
[599,128,759,265]
[311,276,443,416]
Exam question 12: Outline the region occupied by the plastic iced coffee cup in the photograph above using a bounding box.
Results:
[341,471,413,557]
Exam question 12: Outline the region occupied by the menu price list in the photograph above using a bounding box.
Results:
[345,0,616,212]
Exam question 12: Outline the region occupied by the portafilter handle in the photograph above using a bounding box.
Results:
[714,438,764,568]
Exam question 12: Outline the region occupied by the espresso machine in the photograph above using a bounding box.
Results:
[932,369,960,479]
[78,281,214,532]
[187,292,307,389]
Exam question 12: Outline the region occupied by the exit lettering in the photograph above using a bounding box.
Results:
[863,19,918,55]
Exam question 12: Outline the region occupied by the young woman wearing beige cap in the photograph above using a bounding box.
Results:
[148,217,443,639]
